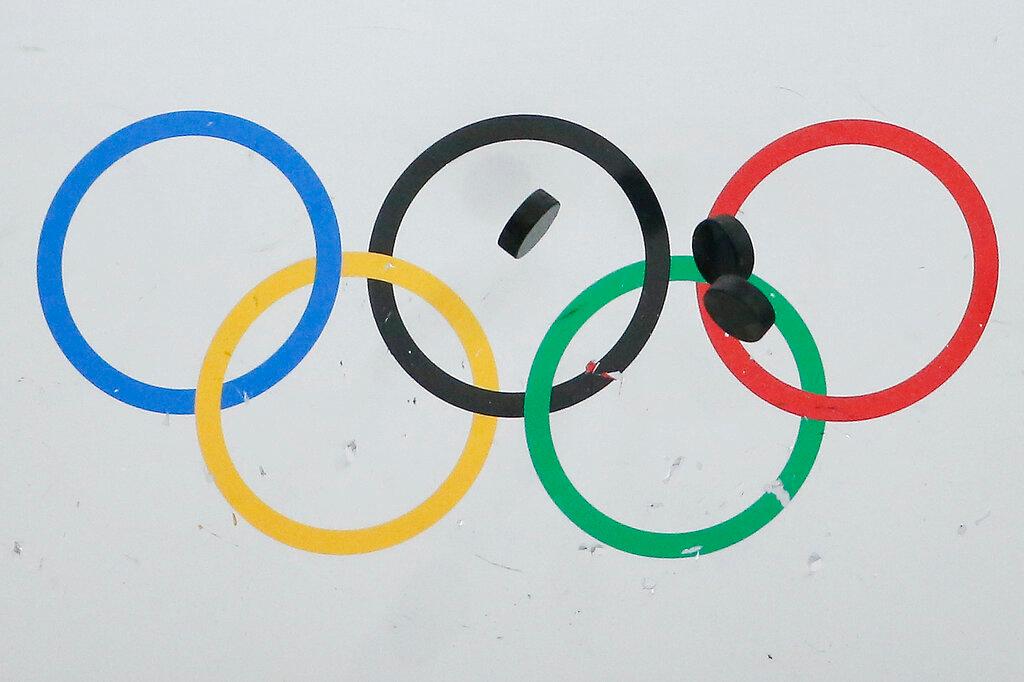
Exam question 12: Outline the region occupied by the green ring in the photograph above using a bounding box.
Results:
[523,256,827,558]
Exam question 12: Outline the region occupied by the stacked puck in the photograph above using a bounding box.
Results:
[692,215,775,342]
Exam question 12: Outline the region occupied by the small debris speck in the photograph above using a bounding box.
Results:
[340,441,357,469]
[577,542,603,554]
[807,552,823,573]
[663,456,683,483]
[13,541,22,555]
[232,513,238,527]
[259,466,267,477]
[957,523,967,536]
[640,578,656,595]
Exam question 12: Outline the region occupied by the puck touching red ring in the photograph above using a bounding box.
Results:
[697,119,999,421]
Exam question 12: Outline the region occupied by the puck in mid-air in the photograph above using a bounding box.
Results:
[692,214,755,283]
[498,188,560,258]
[703,274,776,342]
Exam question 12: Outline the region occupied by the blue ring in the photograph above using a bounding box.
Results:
[37,111,342,414]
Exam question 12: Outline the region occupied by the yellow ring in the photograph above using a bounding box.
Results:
[195,252,499,554]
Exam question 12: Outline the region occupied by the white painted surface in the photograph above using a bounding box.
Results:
[2,2,1022,679]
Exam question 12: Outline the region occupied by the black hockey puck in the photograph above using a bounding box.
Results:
[703,274,775,342]
[692,214,755,283]
[498,188,560,258]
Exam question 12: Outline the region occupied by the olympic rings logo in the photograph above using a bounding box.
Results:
[37,111,999,558]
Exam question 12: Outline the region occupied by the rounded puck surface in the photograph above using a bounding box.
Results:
[499,189,560,258]
[692,214,755,283]
[703,274,775,342]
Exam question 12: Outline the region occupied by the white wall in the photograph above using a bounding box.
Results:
[2,1,1022,679]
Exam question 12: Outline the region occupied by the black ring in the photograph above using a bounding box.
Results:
[367,115,670,417]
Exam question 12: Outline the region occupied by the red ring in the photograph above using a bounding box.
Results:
[697,119,999,421]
